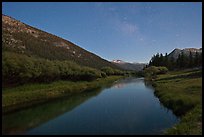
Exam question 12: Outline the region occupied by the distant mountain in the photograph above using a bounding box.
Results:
[112,60,126,64]
[168,48,202,59]
[111,60,147,71]
[2,14,119,69]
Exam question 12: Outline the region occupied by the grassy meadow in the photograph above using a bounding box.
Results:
[152,69,202,135]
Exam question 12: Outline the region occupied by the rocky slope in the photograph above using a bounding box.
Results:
[168,48,202,59]
[2,14,119,69]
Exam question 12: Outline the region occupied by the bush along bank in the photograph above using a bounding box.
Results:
[3,76,124,114]
[2,52,126,87]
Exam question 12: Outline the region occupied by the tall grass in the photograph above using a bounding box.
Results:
[3,76,123,114]
[152,69,202,134]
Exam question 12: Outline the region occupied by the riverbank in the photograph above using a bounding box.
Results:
[151,69,202,135]
[3,76,124,114]
[3,76,179,135]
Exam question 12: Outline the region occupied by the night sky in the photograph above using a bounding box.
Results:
[2,2,202,63]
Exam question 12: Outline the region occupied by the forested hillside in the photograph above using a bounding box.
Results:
[148,48,202,70]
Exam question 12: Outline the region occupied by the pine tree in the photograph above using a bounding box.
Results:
[189,51,193,68]
[194,52,199,67]
[155,53,160,66]
[159,53,164,66]
[164,53,168,67]
[169,56,175,70]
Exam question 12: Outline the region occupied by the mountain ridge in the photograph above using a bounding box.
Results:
[168,48,202,59]
[2,14,119,70]
[111,59,147,71]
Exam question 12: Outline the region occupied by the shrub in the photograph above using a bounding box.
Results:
[2,52,105,86]
[144,66,168,76]
[157,66,168,74]
[101,67,125,76]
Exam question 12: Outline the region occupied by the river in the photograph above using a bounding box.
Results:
[2,77,179,135]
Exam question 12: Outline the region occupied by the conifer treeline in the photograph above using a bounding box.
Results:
[148,52,202,70]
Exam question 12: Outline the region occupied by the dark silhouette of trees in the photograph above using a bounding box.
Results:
[189,51,193,68]
[149,51,202,70]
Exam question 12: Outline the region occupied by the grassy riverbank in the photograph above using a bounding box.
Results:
[152,69,202,135]
[3,76,123,114]
[3,88,103,135]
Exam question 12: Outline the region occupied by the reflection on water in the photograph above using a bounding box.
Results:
[112,77,145,89]
[2,87,106,135]
[113,83,125,89]
[3,77,179,135]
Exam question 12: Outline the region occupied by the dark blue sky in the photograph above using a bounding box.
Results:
[2,2,202,63]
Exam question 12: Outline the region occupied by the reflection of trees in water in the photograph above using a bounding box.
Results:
[144,80,154,90]
[2,85,112,135]
[2,77,156,134]
[112,77,145,89]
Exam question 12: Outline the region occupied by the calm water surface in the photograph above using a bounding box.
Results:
[3,77,179,135]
